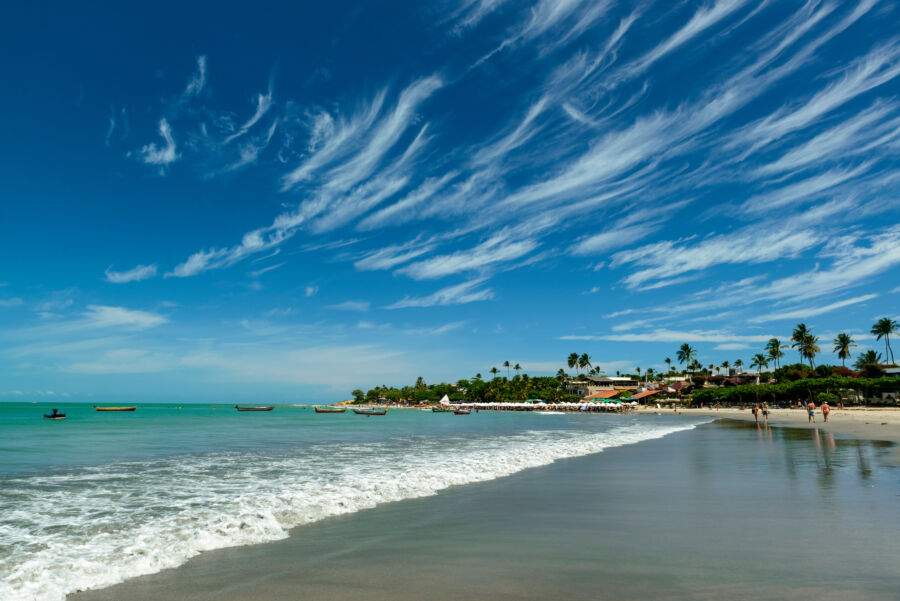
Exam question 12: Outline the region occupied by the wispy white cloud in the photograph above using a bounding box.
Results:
[82,305,168,330]
[386,279,495,309]
[139,118,179,169]
[183,55,207,98]
[748,294,878,323]
[0,297,24,307]
[224,87,273,143]
[327,300,371,312]
[304,285,319,297]
[561,328,777,344]
[104,264,158,283]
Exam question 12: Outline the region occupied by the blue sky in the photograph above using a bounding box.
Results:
[2,0,900,402]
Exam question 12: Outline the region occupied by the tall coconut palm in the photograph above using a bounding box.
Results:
[791,324,811,364]
[503,360,511,378]
[854,350,882,371]
[567,352,580,374]
[635,366,641,380]
[579,353,592,373]
[514,363,522,376]
[489,367,499,380]
[832,333,856,367]
[555,368,566,381]
[765,338,785,369]
[721,360,730,374]
[665,357,672,373]
[800,334,820,369]
[734,359,743,373]
[750,353,769,372]
[646,367,655,382]
[871,317,898,364]
[676,344,696,374]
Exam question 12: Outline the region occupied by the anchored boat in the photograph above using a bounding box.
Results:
[353,408,387,416]
[234,405,274,412]
[453,408,471,415]
[44,408,66,420]
[314,406,347,413]
[93,406,136,412]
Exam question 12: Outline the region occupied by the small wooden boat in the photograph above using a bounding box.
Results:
[94,406,136,412]
[235,405,274,412]
[314,406,347,413]
[353,408,387,416]
[453,408,471,415]
[432,407,453,413]
[44,409,66,420]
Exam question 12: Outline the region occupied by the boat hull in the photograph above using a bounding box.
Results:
[353,409,386,416]
[93,406,136,412]
[235,406,274,412]
[44,415,66,420]
[315,407,347,413]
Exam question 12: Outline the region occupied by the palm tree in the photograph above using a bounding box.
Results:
[635,366,641,380]
[765,338,785,369]
[791,323,811,364]
[474,373,482,380]
[665,357,672,373]
[676,344,696,374]
[503,360,511,379]
[832,333,856,367]
[578,353,592,374]
[721,360,730,375]
[489,367,499,380]
[514,363,522,376]
[854,350,882,371]
[800,334,820,369]
[871,317,898,364]
[750,353,768,371]
[555,368,566,381]
[567,353,580,375]
[734,359,743,373]
[646,367,655,382]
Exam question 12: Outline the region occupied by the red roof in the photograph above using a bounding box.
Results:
[630,390,662,399]
[584,390,619,399]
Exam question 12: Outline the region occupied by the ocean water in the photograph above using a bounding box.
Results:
[0,403,704,601]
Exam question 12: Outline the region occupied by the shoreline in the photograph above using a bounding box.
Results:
[638,406,900,464]
[68,417,900,601]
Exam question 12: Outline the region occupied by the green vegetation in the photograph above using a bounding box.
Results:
[692,377,900,407]
[358,371,578,405]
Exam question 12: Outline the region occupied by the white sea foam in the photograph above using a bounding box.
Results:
[0,421,702,601]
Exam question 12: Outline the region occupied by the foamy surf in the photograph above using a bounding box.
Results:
[0,420,704,601]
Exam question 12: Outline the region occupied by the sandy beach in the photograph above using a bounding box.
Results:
[638,406,900,443]
[70,419,899,601]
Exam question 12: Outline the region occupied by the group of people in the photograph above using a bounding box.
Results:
[752,401,832,424]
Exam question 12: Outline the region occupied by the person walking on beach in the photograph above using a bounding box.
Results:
[807,401,816,423]
[752,404,759,423]
[762,402,769,424]
[822,401,830,423]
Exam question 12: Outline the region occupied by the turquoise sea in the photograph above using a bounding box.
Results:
[0,403,703,601]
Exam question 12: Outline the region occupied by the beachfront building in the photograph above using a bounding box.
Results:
[565,376,638,398]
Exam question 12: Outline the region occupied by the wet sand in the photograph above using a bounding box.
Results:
[640,407,900,462]
[72,421,899,601]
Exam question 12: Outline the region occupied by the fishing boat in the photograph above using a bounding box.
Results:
[44,408,66,420]
[314,406,347,413]
[234,405,274,412]
[453,408,471,415]
[353,408,387,416]
[432,407,453,413]
[93,406,136,412]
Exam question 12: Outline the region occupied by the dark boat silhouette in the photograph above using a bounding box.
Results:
[314,406,347,413]
[44,408,66,420]
[235,405,274,412]
[93,406,136,412]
